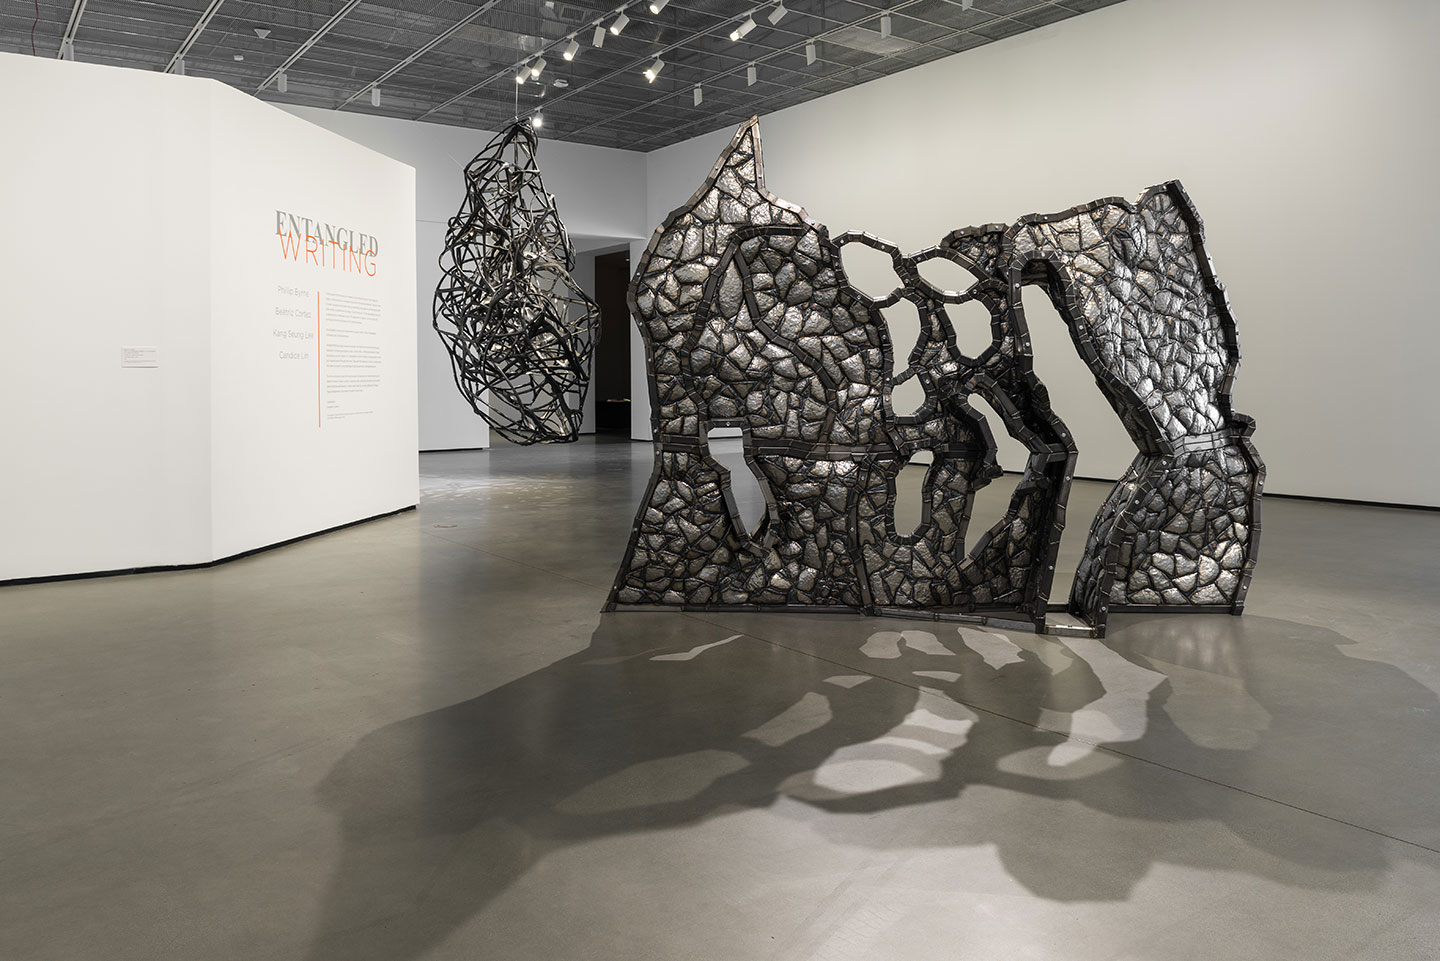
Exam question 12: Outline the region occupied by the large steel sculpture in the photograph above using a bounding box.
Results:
[605,119,1263,637]
[434,121,600,444]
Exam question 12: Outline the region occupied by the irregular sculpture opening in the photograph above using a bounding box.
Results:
[892,457,930,538]
[707,429,769,540]
[960,392,1019,549]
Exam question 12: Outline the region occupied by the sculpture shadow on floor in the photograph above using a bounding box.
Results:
[303,612,1440,960]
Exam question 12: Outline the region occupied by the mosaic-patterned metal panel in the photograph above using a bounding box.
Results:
[606,119,1263,636]
[433,120,600,445]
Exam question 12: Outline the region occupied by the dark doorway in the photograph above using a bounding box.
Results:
[593,250,632,433]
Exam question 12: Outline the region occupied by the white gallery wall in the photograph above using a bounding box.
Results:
[0,53,418,580]
[639,0,1440,507]
[282,106,649,450]
[208,93,418,561]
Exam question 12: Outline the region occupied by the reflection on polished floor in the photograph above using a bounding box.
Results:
[3,437,1439,961]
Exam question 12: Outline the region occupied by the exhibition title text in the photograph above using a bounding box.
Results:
[276,210,380,277]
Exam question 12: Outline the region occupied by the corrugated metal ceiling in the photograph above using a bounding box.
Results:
[3,0,1127,150]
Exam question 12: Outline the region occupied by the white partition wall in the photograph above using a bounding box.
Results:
[0,53,418,580]
[638,0,1440,507]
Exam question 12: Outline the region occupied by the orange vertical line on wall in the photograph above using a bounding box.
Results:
[316,291,322,428]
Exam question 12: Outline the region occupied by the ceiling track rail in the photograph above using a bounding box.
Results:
[415,0,908,126]
[55,0,88,59]
[554,0,935,139]
[256,0,366,94]
[417,0,655,122]
[163,0,228,74]
[336,0,508,109]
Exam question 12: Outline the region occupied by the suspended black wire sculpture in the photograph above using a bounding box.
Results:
[606,118,1263,638]
[434,120,600,445]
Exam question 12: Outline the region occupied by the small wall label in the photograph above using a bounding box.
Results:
[121,347,159,368]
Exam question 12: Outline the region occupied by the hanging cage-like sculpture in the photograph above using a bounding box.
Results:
[434,121,600,445]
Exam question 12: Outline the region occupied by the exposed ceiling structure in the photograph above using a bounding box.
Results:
[4,0,1125,150]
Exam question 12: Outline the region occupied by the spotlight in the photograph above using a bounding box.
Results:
[530,56,547,78]
[768,2,788,25]
[805,40,816,65]
[592,25,606,47]
[531,112,544,128]
[563,38,580,60]
[730,16,756,41]
[693,83,702,106]
[880,13,892,39]
[515,64,528,84]
[175,56,186,75]
[610,11,629,35]
[649,0,669,12]
[371,86,381,106]
[644,58,664,82]
[746,62,756,86]
[277,70,288,93]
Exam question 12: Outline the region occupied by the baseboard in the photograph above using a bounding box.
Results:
[0,505,418,588]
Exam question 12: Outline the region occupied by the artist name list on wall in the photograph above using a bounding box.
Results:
[273,284,314,362]
[271,211,387,426]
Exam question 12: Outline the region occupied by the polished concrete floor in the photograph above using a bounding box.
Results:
[3,437,1439,961]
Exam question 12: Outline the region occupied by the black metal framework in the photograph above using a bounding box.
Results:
[434,120,600,445]
[606,119,1263,637]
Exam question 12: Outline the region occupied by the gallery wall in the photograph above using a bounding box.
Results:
[1,55,215,579]
[639,0,1440,507]
[0,53,418,580]
[208,91,419,561]
[282,106,649,450]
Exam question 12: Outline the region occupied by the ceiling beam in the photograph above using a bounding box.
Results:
[335,0,508,109]
[256,0,366,94]
[163,0,228,74]
[55,0,88,58]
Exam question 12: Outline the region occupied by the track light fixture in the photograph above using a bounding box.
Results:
[516,64,528,84]
[880,13,892,38]
[277,70,288,93]
[610,11,630,35]
[644,58,665,82]
[730,16,756,41]
[563,38,580,60]
[649,0,669,12]
[61,39,75,61]
[530,56,547,78]
[371,86,381,107]
[531,111,544,128]
[805,40,816,65]
[746,62,756,86]
[693,83,702,106]
[592,25,606,47]
[768,2,788,25]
